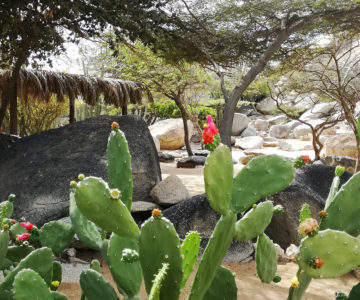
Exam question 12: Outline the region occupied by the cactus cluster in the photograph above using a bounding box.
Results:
[288,165,360,300]
[67,120,296,300]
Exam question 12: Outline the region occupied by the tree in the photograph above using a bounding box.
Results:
[0,0,168,133]
[148,0,360,147]
[277,35,360,170]
[97,40,210,156]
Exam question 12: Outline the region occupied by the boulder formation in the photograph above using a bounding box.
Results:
[0,115,161,226]
[149,118,194,150]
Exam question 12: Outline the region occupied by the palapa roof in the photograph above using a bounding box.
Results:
[0,69,152,106]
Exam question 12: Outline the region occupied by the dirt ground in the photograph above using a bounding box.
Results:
[58,159,359,299]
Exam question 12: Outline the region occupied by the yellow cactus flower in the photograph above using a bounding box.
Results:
[51,281,60,288]
[70,180,77,188]
[291,277,299,288]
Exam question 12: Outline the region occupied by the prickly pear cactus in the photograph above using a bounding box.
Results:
[348,282,360,300]
[320,172,360,236]
[13,269,53,300]
[0,247,53,300]
[203,266,237,300]
[107,122,133,211]
[298,229,360,278]
[69,191,102,251]
[255,233,277,283]
[149,263,169,300]
[39,221,75,254]
[188,213,236,300]
[231,155,295,213]
[0,231,9,269]
[5,246,34,263]
[234,201,276,242]
[107,234,142,298]
[0,194,15,219]
[73,176,139,239]
[180,231,200,290]
[139,214,182,300]
[80,269,119,300]
[204,146,233,214]
[51,261,62,290]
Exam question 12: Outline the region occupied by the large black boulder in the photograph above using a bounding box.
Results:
[163,194,254,262]
[0,115,161,226]
[266,163,352,249]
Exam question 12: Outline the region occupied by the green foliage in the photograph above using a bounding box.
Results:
[203,266,237,300]
[39,221,75,255]
[271,105,306,118]
[255,233,278,283]
[13,269,53,300]
[180,231,200,290]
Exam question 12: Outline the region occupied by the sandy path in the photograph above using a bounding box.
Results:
[58,260,358,300]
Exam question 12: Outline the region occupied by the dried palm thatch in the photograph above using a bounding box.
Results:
[0,69,153,107]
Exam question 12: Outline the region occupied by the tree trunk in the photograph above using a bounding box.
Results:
[0,48,29,130]
[69,98,75,123]
[219,30,293,147]
[9,85,18,134]
[122,104,128,116]
[174,96,193,157]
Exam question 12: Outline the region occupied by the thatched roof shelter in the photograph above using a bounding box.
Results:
[0,69,152,125]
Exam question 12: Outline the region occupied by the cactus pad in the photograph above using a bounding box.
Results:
[0,247,53,300]
[139,216,182,300]
[234,200,275,242]
[39,221,75,254]
[348,282,360,300]
[231,155,295,213]
[107,127,133,211]
[108,234,142,297]
[52,261,62,290]
[74,176,139,239]
[204,145,233,214]
[13,269,52,300]
[180,231,200,290]
[149,263,169,300]
[69,192,102,251]
[298,229,360,278]
[320,172,360,236]
[80,269,119,300]
[255,233,277,283]
[203,266,237,300]
[6,246,34,263]
[188,213,236,300]
[0,231,9,269]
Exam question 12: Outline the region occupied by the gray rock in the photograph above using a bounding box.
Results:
[0,133,20,150]
[150,175,189,206]
[158,152,175,163]
[254,119,269,131]
[194,150,210,157]
[131,201,160,213]
[0,115,161,226]
[234,136,263,149]
[176,156,206,168]
[278,140,293,151]
[266,164,352,249]
[241,127,257,137]
[231,113,249,135]
[163,194,254,262]
[269,125,291,139]
[268,114,287,126]
[300,102,339,121]
[325,133,357,158]
[256,98,276,114]
[286,120,302,130]
[321,155,357,174]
